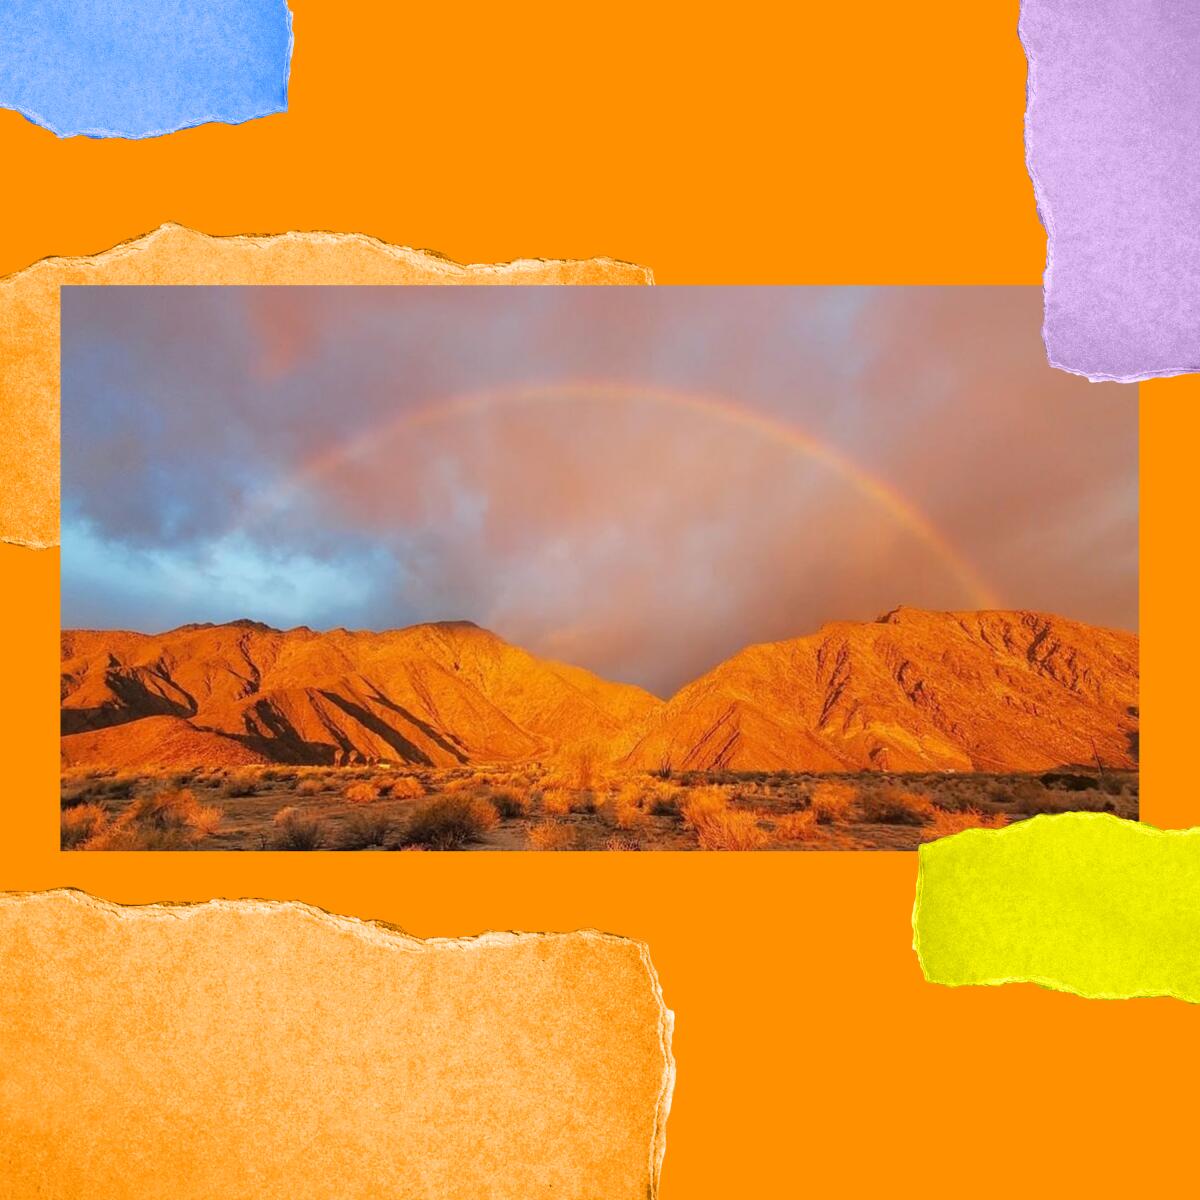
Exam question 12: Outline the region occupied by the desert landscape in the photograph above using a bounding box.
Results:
[61,607,1139,851]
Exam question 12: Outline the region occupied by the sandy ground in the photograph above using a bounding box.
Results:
[61,764,1139,852]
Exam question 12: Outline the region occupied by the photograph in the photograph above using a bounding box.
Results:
[59,285,1138,851]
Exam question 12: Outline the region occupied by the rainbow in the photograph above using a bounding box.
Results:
[235,381,1000,608]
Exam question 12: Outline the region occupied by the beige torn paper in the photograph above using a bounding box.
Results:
[0,890,674,1200]
[0,224,653,549]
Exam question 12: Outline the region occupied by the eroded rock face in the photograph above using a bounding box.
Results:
[622,608,1138,774]
[60,619,661,769]
[61,608,1138,774]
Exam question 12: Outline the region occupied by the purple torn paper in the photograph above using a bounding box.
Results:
[1021,0,1200,381]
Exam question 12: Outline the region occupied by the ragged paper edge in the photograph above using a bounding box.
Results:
[1,888,676,1194]
[1018,1,1199,383]
[912,813,1200,1004]
[2,1,294,139]
[2,222,655,288]
[0,223,653,550]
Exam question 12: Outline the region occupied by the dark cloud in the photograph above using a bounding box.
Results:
[61,286,1137,695]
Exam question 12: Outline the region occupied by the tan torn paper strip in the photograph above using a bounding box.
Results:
[0,224,653,549]
[0,890,674,1199]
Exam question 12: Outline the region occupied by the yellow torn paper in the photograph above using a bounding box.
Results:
[913,813,1200,1003]
[0,224,653,550]
[0,890,674,1199]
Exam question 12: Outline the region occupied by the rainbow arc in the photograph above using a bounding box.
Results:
[234,382,1000,610]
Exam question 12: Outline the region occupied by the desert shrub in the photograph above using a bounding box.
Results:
[186,803,222,837]
[768,809,820,843]
[81,788,222,850]
[296,777,326,796]
[339,809,392,849]
[439,775,478,794]
[693,808,767,851]
[600,783,646,830]
[94,826,197,850]
[1010,783,1073,815]
[540,787,574,816]
[131,789,220,832]
[925,787,974,813]
[405,794,500,849]
[614,779,648,806]
[224,771,259,798]
[527,821,576,851]
[388,775,426,799]
[344,781,381,804]
[680,787,766,851]
[569,791,598,815]
[653,758,674,780]
[922,807,1007,841]
[552,741,608,792]
[68,773,137,803]
[261,768,297,783]
[648,791,681,817]
[857,786,935,825]
[1008,778,1047,804]
[271,806,325,850]
[61,803,109,849]
[489,790,528,819]
[1039,789,1112,815]
[1078,789,1118,811]
[809,780,857,824]
[679,786,725,821]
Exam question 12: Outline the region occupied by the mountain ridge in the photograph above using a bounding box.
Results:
[61,609,1139,773]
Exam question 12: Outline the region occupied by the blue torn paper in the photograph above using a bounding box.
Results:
[0,1,293,139]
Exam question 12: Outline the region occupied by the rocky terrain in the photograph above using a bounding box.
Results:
[622,607,1138,773]
[61,609,1138,775]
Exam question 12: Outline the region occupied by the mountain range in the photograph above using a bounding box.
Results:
[60,609,1139,774]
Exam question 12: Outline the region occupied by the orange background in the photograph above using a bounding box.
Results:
[0,3,1190,1196]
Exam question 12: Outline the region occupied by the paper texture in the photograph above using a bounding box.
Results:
[1021,0,1200,381]
[0,224,653,550]
[914,813,1200,1002]
[0,0,294,138]
[0,889,674,1199]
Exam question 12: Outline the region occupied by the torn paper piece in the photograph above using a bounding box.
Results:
[1021,0,1200,381]
[0,890,674,1199]
[0,0,293,138]
[914,813,1200,1002]
[0,223,653,550]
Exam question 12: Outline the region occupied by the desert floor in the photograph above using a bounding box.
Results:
[60,762,1139,852]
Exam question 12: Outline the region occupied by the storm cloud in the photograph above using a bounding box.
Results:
[60,286,1137,695]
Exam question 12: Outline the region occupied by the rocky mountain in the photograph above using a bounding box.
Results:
[622,608,1138,773]
[61,620,661,770]
[61,610,1138,773]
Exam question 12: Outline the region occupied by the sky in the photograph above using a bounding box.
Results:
[61,286,1138,696]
